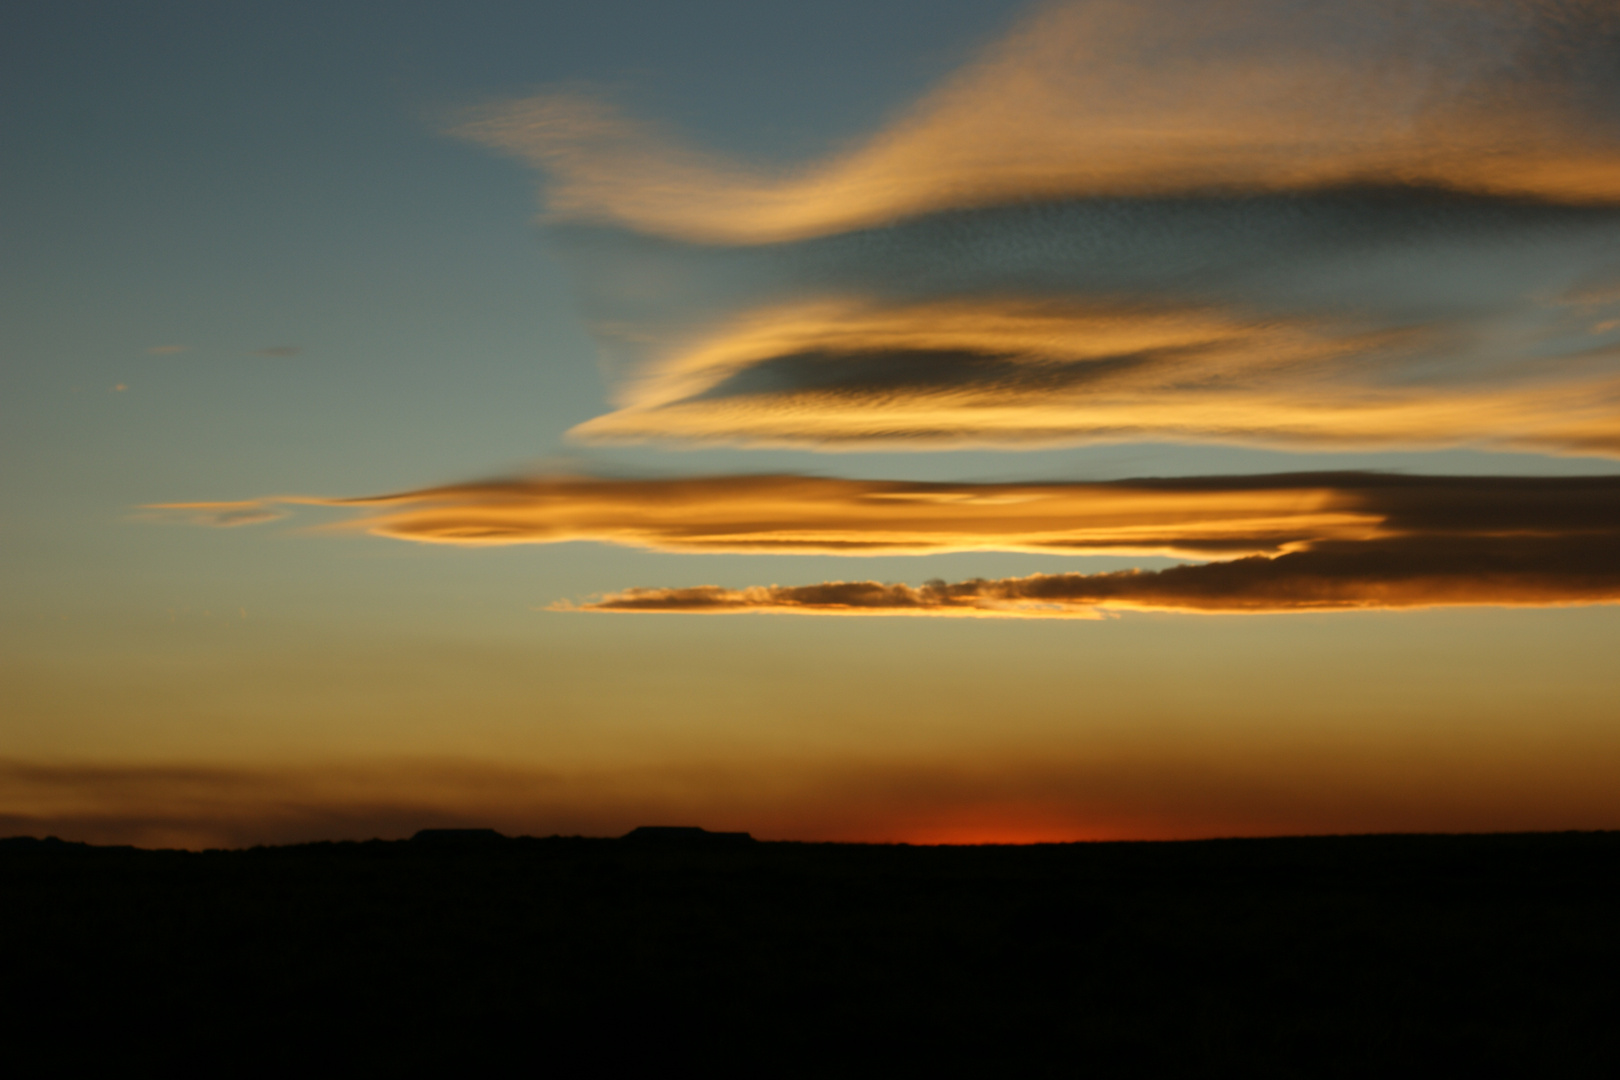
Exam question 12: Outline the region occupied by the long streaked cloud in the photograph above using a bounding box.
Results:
[574,532,1620,616]
[155,472,1620,614]
[450,0,1620,453]
[157,472,1612,558]
[286,472,1395,557]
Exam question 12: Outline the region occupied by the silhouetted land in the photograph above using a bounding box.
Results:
[4,831,1618,1073]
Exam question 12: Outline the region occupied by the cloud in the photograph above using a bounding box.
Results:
[145,500,288,527]
[309,472,1406,556]
[561,254,1620,452]
[450,0,1620,452]
[144,345,188,355]
[253,345,302,357]
[484,470,1620,616]
[574,531,1620,617]
[167,471,1620,559]
[455,0,1620,244]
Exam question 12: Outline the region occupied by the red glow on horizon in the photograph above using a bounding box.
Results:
[877,821,1135,846]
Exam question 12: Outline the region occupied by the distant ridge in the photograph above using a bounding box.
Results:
[0,835,94,850]
[411,828,506,844]
[621,826,754,845]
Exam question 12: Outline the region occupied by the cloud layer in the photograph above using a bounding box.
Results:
[157,3,1620,621]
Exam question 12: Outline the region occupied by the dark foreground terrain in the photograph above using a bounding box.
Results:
[4,830,1618,1074]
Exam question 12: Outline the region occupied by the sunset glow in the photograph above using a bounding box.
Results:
[6,0,1619,847]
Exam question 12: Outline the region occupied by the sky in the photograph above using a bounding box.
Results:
[4,0,1619,848]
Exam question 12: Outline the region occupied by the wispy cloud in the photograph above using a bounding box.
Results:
[144,345,188,355]
[562,252,1620,453]
[308,472,1405,557]
[145,500,289,527]
[451,0,1620,452]
[455,0,1620,244]
[253,345,302,358]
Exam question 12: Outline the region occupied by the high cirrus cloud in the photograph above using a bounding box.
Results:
[451,0,1620,453]
[456,0,1620,244]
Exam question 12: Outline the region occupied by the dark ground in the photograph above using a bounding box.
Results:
[4,830,1618,1074]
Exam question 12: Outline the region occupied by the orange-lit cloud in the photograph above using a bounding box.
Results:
[461,17,1620,454]
[455,0,1620,244]
[566,288,1620,454]
[155,472,1620,614]
[155,471,1548,558]
[574,531,1620,617]
[320,473,1402,557]
[502,471,1620,615]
